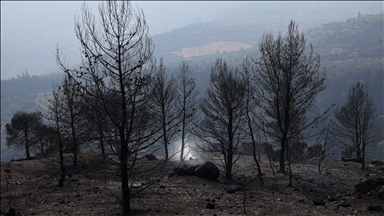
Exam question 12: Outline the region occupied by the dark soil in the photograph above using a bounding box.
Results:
[1,154,384,216]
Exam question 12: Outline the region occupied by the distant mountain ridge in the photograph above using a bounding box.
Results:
[152,12,383,73]
[308,13,383,61]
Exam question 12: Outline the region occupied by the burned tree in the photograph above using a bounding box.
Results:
[333,82,381,170]
[253,21,328,174]
[55,1,156,214]
[5,110,42,159]
[175,61,199,162]
[44,83,67,187]
[238,58,263,176]
[34,124,57,157]
[59,74,85,166]
[151,58,179,167]
[195,58,248,179]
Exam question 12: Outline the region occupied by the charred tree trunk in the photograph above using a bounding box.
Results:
[24,130,30,159]
[100,131,106,161]
[180,112,186,162]
[279,135,287,173]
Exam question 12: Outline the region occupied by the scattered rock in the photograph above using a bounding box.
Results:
[4,168,11,173]
[338,201,351,207]
[378,186,384,199]
[227,185,242,194]
[341,157,362,163]
[370,160,384,166]
[354,179,375,194]
[368,205,382,211]
[145,154,157,160]
[131,182,142,188]
[206,203,215,209]
[194,161,220,180]
[170,163,197,177]
[5,208,16,216]
[312,199,325,206]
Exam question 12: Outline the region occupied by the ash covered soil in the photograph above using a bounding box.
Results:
[1,154,384,216]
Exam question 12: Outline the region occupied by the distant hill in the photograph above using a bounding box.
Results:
[152,13,383,76]
[308,13,383,62]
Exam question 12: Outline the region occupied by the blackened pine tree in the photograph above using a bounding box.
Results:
[5,110,42,159]
[54,1,157,214]
[195,58,248,180]
[175,61,199,162]
[60,74,85,166]
[332,82,382,170]
[151,58,179,168]
[45,83,67,187]
[34,124,57,157]
[253,21,328,176]
[238,58,263,176]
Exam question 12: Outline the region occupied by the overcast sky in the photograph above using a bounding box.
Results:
[0,1,221,79]
[1,1,382,80]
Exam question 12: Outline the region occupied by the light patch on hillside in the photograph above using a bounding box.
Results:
[172,41,253,58]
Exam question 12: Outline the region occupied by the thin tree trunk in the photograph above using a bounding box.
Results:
[24,130,30,159]
[56,125,65,187]
[118,43,131,215]
[226,115,233,179]
[226,153,233,179]
[120,135,130,215]
[180,111,186,162]
[162,104,169,171]
[100,130,106,160]
[287,141,292,187]
[250,131,262,176]
[279,137,286,173]
[58,139,65,187]
[70,111,77,166]
[362,144,366,170]
[245,105,263,176]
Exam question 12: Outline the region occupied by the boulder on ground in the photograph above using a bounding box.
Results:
[368,205,382,211]
[354,179,375,194]
[227,185,242,194]
[145,154,157,161]
[170,163,197,177]
[341,157,363,163]
[378,186,384,199]
[313,199,325,206]
[5,207,16,216]
[371,160,384,166]
[194,161,220,180]
[205,203,215,209]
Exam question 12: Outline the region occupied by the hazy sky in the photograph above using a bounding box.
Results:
[0,1,220,79]
[1,1,382,80]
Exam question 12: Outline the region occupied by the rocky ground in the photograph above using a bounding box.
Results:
[1,154,384,216]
